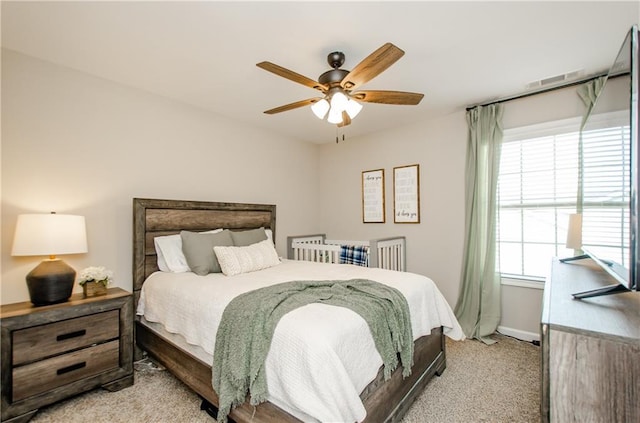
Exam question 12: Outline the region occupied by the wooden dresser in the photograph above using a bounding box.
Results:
[1,288,134,422]
[541,258,640,423]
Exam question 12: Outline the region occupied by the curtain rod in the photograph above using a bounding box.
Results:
[465,71,627,111]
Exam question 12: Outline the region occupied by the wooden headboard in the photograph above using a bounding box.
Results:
[132,198,276,305]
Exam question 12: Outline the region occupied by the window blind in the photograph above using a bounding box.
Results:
[581,124,630,267]
[497,114,629,279]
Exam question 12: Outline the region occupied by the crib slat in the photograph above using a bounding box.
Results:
[289,235,405,271]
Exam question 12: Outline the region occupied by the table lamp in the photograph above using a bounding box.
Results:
[566,213,583,250]
[11,212,88,306]
[560,213,589,263]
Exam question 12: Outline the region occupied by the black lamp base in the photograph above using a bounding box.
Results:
[26,259,76,306]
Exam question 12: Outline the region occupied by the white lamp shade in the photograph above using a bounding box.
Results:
[566,213,583,250]
[327,108,343,124]
[12,214,88,256]
[345,99,363,119]
[330,91,349,113]
[311,99,330,119]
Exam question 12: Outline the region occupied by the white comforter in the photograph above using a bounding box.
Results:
[137,259,464,422]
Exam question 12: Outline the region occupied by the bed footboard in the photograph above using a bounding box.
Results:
[136,320,444,423]
[135,321,301,423]
[287,234,406,271]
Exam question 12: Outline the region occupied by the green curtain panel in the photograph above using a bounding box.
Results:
[454,104,504,343]
[578,76,607,128]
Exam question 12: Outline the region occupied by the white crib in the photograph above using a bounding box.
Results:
[287,234,406,272]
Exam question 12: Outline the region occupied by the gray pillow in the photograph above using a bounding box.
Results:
[180,229,234,275]
[231,227,268,246]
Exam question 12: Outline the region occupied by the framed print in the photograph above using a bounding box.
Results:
[394,164,420,223]
[362,169,385,223]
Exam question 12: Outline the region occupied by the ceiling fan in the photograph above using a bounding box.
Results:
[257,42,424,127]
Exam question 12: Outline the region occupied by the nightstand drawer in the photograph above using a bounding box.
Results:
[12,340,120,402]
[13,309,119,365]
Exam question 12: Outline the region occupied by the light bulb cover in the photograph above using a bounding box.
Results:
[327,108,343,124]
[345,99,363,119]
[330,91,349,113]
[311,99,329,119]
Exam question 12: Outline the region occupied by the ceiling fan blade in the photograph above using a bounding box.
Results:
[337,111,351,127]
[257,62,327,93]
[352,90,424,105]
[340,43,405,90]
[263,98,322,115]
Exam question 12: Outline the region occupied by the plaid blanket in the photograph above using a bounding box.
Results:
[340,245,369,267]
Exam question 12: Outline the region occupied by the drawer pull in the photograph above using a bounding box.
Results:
[56,362,87,375]
[57,329,86,341]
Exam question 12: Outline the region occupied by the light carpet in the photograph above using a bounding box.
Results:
[30,333,540,423]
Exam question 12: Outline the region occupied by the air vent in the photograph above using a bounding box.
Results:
[526,70,584,89]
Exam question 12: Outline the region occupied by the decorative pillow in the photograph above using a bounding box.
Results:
[230,227,268,246]
[180,229,234,275]
[214,239,280,276]
[154,234,187,272]
[154,229,222,272]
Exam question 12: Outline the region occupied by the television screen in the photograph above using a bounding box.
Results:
[573,25,638,298]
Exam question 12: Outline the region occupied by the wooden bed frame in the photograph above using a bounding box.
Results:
[132,198,446,423]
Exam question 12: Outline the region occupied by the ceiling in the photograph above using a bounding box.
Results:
[2,1,638,144]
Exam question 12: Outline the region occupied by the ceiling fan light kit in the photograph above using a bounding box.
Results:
[257,43,424,128]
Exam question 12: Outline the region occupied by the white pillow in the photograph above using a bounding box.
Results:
[154,229,222,272]
[214,239,280,276]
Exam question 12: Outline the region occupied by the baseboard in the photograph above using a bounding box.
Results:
[497,326,540,343]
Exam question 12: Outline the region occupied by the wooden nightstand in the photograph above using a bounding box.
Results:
[1,288,134,423]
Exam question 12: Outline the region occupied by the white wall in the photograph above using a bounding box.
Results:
[317,112,468,307]
[1,50,321,304]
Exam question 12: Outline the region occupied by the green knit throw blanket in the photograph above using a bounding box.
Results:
[212,278,414,423]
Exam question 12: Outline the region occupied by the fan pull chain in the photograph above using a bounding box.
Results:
[335,128,346,144]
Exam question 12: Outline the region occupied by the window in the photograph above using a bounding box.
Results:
[497,113,629,280]
[581,116,630,267]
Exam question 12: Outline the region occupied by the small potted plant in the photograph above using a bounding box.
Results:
[78,266,113,297]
